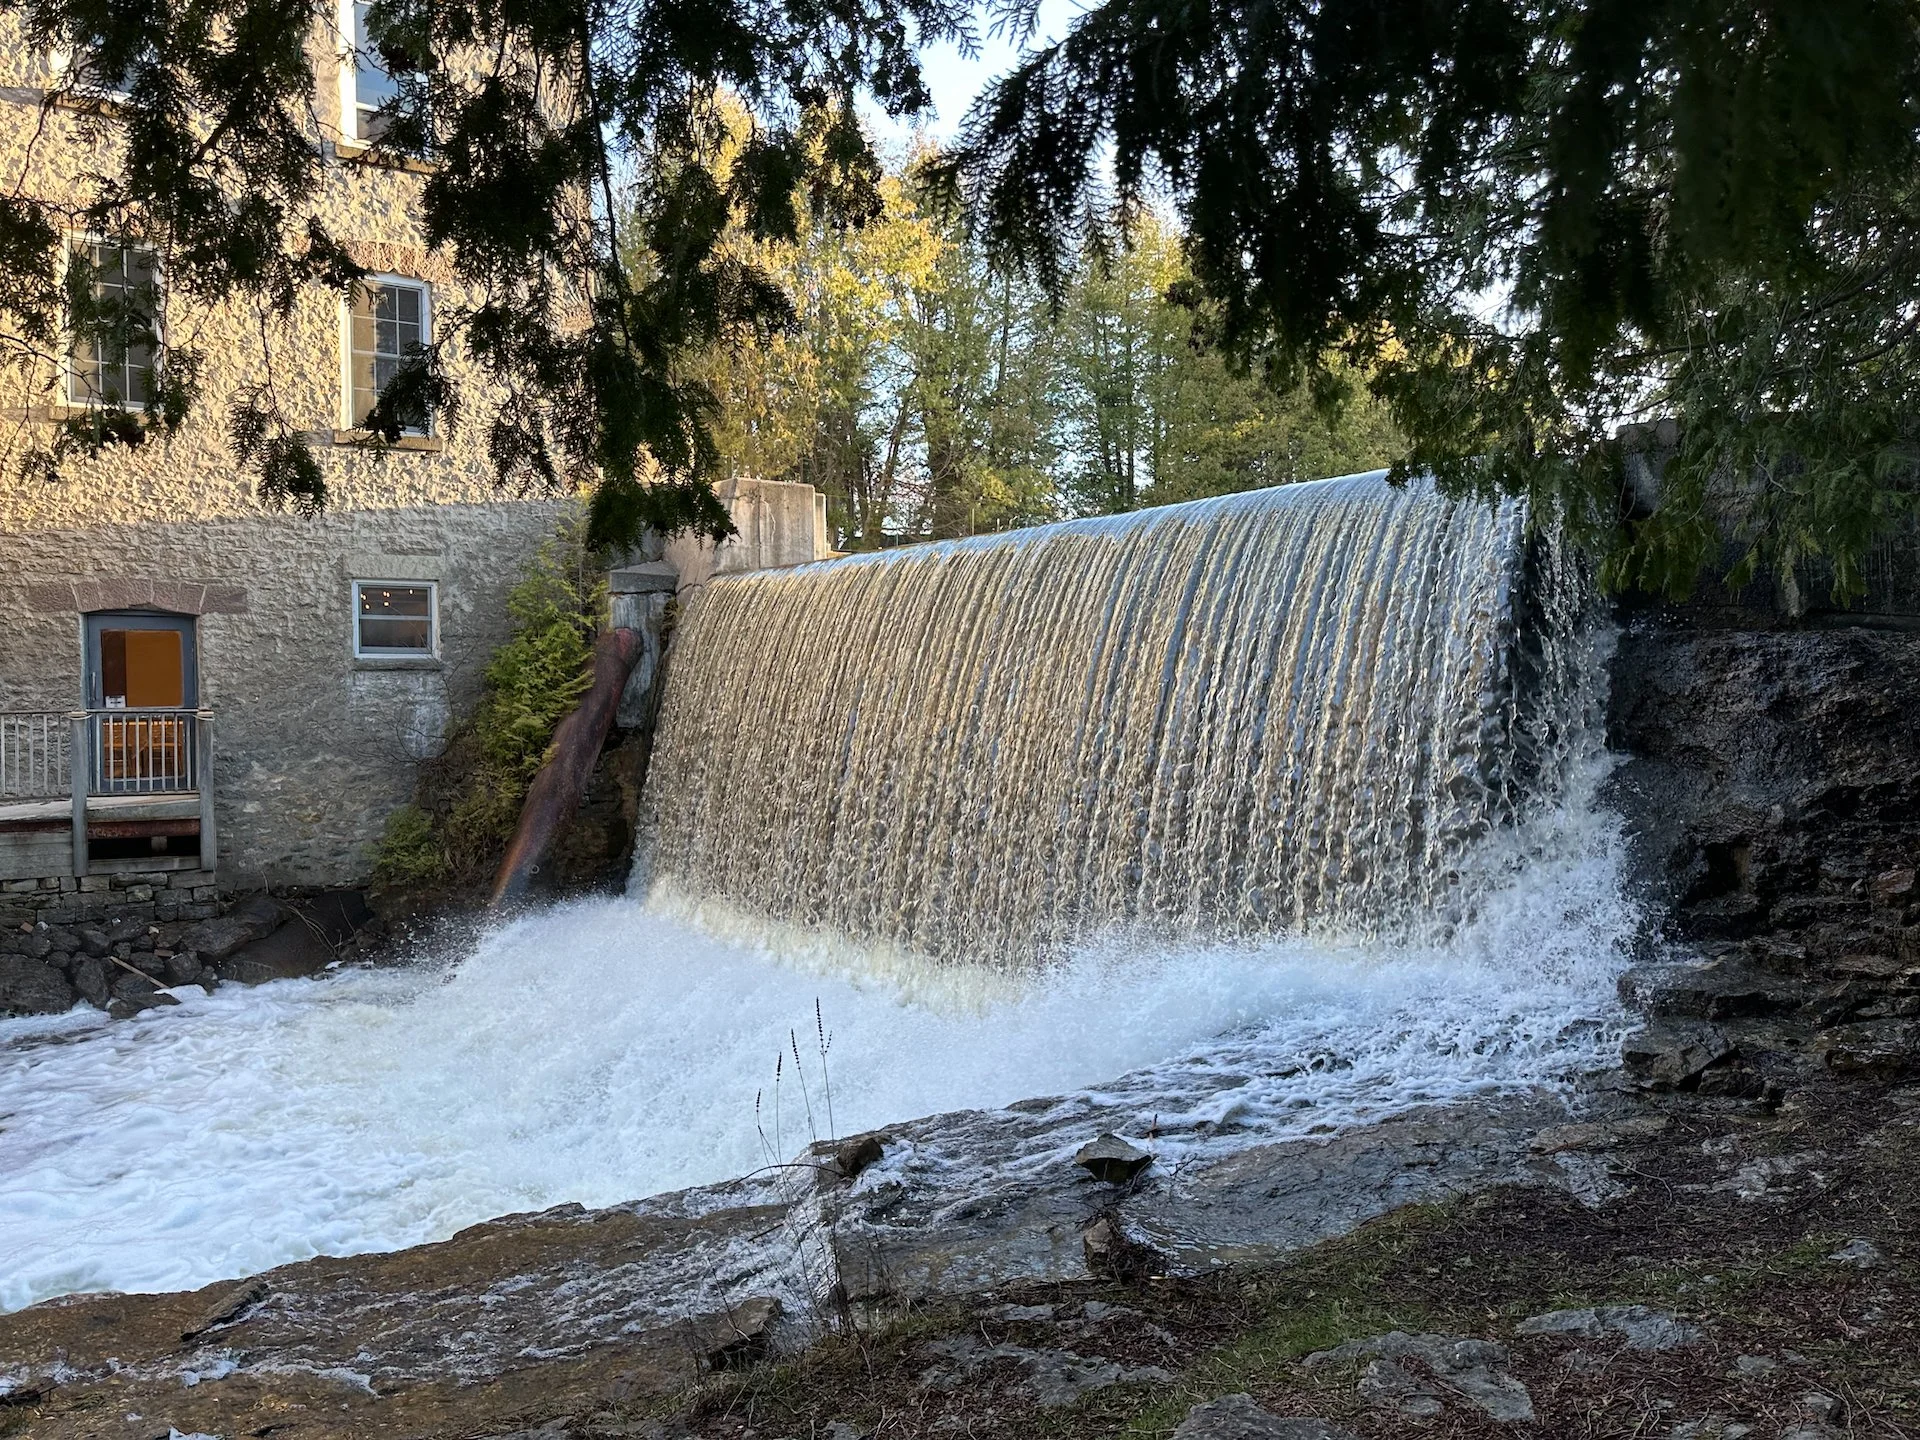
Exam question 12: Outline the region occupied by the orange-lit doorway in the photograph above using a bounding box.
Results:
[83,612,198,789]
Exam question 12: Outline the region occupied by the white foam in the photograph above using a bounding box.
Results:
[0,785,1635,1314]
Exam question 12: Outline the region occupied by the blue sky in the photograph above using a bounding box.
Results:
[865,0,1086,147]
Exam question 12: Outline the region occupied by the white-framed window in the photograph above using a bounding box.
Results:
[48,45,140,101]
[343,275,432,434]
[339,0,402,143]
[353,580,438,657]
[65,237,160,408]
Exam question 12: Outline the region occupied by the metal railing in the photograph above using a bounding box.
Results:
[86,708,200,795]
[0,712,71,800]
[0,708,217,878]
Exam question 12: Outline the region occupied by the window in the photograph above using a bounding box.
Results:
[66,239,159,407]
[345,277,431,433]
[341,0,402,142]
[48,44,145,101]
[353,581,437,657]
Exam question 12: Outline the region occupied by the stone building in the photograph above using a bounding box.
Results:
[0,13,570,911]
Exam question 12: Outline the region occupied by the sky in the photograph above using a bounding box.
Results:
[864,0,1087,149]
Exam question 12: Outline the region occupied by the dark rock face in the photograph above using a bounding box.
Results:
[1607,616,1920,1071]
[1607,621,1920,962]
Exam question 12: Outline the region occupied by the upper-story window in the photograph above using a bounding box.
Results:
[345,277,431,434]
[340,0,402,143]
[48,45,143,102]
[66,239,159,408]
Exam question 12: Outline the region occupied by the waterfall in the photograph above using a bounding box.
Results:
[639,472,1556,964]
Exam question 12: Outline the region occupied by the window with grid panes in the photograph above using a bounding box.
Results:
[347,279,430,433]
[66,240,158,407]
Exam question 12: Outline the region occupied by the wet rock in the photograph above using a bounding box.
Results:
[1305,1333,1533,1422]
[1621,1024,1736,1089]
[104,914,148,946]
[1629,960,1805,1020]
[180,1278,270,1341]
[107,979,179,1018]
[1172,1393,1358,1440]
[700,1296,781,1371]
[1515,1304,1702,1351]
[830,1133,885,1181]
[0,955,74,1015]
[986,1302,1056,1323]
[1,929,51,959]
[178,894,286,963]
[919,1334,1170,1407]
[1082,1212,1165,1281]
[67,955,109,1008]
[1827,1237,1885,1269]
[1075,1133,1155,1183]
[162,949,204,986]
[1814,1019,1920,1076]
[220,915,334,985]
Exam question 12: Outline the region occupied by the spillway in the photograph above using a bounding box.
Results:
[640,473,1556,961]
[0,472,1634,1316]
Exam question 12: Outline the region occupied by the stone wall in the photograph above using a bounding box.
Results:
[1,499,568,888]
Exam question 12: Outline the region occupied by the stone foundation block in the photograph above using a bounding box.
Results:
[78,875,109,892]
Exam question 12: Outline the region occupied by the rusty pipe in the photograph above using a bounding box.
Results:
[490,626,646,908]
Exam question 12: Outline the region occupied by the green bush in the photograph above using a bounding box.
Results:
[372,516,607,894]
[371,803,447,889]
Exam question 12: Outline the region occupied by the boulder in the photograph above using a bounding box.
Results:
[75,925,110,959]
[830,1133,885,1181]
[107,987,179,1018]
[1074,1133,1155,1183]
[67,955,110,1009]
[1173,1395,1358,1440]
[179,895,287,963]
[161,949,204,986]
[220,917,334,985]
[698,1296,781,1371]
[179,1278,270,1341]
[103,914,148,945]
[0,955,75,1015]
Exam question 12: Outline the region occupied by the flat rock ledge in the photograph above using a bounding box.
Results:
[0,1090,1596,1439]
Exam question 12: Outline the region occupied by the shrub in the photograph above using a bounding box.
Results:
[372,515,607,895]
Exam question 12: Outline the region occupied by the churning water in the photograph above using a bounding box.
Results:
[0,475,1640,1313]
